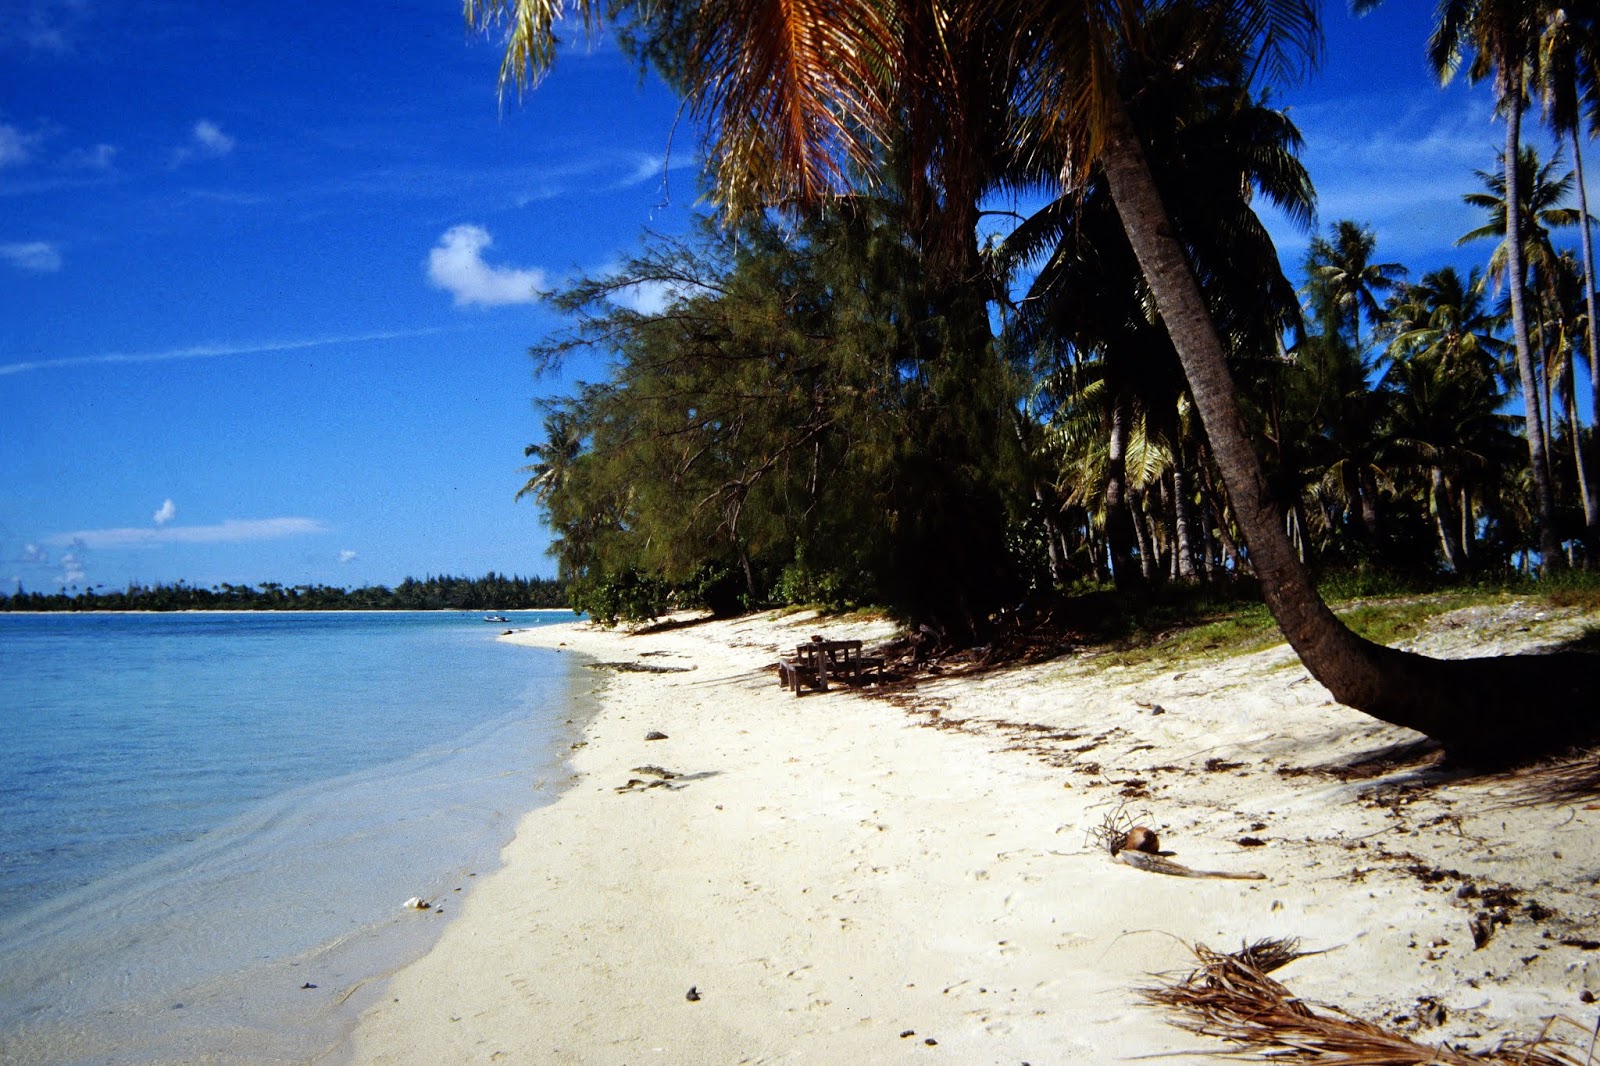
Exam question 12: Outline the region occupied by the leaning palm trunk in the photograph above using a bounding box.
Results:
[1099,89,1593,766]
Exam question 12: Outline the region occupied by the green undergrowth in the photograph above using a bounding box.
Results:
[1065,572,1600,673]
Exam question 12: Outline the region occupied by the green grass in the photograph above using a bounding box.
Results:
[1066,572,1600,673]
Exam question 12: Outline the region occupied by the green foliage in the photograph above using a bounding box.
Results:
[522,206,1028,636]
[0,573,569,612]
[567,569,671,627]
[771,556,871,612]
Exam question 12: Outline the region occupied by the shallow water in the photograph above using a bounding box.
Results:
[0,611,591,1064]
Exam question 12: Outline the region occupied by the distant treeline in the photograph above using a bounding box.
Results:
[0,572,570,612]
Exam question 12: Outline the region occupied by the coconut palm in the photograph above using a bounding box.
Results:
[1460,143,1581,540]
[1384,267,1519,571]
[1537,3,1600,539]
[1299,222,1406,545]
[1307,220,1407,356]
[1003,8,1311,586]
[1423,0,1565,568]
[470,0,1598,762]
[516,406,586,506]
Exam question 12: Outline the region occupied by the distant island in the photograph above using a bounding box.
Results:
[1,572,569,612]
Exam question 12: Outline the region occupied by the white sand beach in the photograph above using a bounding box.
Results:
[345,601,1600,1063]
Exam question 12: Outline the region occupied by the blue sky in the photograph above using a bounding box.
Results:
[0,1,1585,593]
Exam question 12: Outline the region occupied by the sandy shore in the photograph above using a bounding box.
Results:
[345,600,1600,1063]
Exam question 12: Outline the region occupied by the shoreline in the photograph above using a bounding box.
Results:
[0,612,592,1066]
[345,603,1600,1063]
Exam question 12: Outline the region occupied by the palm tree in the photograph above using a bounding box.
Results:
[1384,267,1518,571]
[1004,10,1311,587]
[516,406,585,506]
[1299,222,1406,546]
[1460,143,1581,547]
[1537,3,1600,542]
[468,0,1598,763]
[1307,220,1407,356]
[1425,0,1564,568]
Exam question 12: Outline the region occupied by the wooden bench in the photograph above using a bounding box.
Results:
[818,639,885,684]
[777,639,885,695]
[778,642,831,695]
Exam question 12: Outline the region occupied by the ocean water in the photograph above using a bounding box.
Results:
[0,610,591,1065]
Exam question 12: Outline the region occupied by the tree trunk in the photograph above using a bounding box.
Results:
[1432,467,1468,574]
[1130,488,1159,582]
[1034,485,1068,586]
[1200,462,1245,575]
[1579,134,1600,546]
[1104,391,1143,591]
[1501,88,1564,569]
[1564,362,1594,562]
[1359,466,1381,542]
[1172,459,1199,583]
[1097,88,1596,765]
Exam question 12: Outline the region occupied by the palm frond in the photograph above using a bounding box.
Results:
[688,0,894,215]
[1144,939,1595,1065]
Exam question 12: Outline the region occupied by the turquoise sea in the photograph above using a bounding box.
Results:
[0,610,590,1065]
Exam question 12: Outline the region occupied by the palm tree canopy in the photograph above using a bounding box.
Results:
[1306,220,1407,348]
[1459,143,1581,288]
[469,0,1321,220]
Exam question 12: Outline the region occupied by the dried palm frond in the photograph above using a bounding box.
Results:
[1087,800,1142,855]
[1142,940,1594,1065]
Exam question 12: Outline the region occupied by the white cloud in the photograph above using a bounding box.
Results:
[427,225,546,307]
[21,543,48,564]
[153,498,176,525]
[59,549,85,585]
[172,119,236,166]
[64,142,116,170]
[1,241,62,273]
[2,0,91,53]
[192,119,234,156]
[338,549,358,564]
[615,150,700,190]
[0,124,33,168]
[0,326,450,377]
[595,257,713,315]
[50,517,331,550]
[610,278,688,315]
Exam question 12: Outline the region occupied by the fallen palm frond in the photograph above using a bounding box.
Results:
[1142,938,1595,1064]
[1088,801,1139,855]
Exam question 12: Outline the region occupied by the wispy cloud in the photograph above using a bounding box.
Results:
[153,498,177,525]
[172,118,236,166]
[427,224,546,307]
[615,150,699,191]
[0,240,62,273]
[0,123,35,168]
[0,0,91,54]
[338,549,358,564]
[192,119,234,156]
[50,517,332,550]
[1263,93,1521,269]
[0,326,450,377]
[63,142,116,171]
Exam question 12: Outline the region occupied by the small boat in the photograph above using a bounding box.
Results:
[483,614,508,623]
